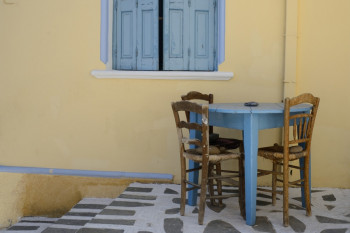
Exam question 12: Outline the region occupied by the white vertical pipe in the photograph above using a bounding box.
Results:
[283,0,299,99]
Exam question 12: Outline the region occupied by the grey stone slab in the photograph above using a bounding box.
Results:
[125,187,152,193]
[172,198,187,205]
[293,197,303,202]
[221,189,239,194]
[110,201,154,207]
[206,201,226,213]
[322,194,336,201]
[311,190,325,193]
[165,208,180,214]
[20,220,56,223]
[89,219,135,226]
[54,219,90,226]
[289,216,306,233]
[252,216,276,233]
[325,205,335,210]
[73,204,107,209]
[164,218,183,233]
[257,193,280,200]
[65,212,97,217]
[256,200,271,206]
[289,203,304,210]
[164,188,178,194]
[7,225,40,230]
[316,216,350,224]
[42,228,78,233]
[118,194,157,200]
[320,229,348,233]
[77,228,124,233]
[204,220,240,233]
[269,210,282,213]
[99,209,135,216]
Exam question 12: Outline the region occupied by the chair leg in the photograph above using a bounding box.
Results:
[198,161,209,225]
[283,160,289,227]
[304,155,312,216]
[208,163,216,206]
[215,162,223,206]
[272,160,277,206]
[238,157,246,219]
[180,158,187,216]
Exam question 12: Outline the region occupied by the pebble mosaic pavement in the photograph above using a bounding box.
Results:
[1,183,349,233]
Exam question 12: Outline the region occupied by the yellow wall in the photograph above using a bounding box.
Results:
[0,0,349,228]
[297,0,350,188]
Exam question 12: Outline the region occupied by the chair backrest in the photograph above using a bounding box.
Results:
[181,91,214,134]
[284,93,320,155]
[171,100,209,160]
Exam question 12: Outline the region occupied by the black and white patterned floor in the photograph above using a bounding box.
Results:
[1,183,350,233]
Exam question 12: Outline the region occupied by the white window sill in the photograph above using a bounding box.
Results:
[91,70,233,81]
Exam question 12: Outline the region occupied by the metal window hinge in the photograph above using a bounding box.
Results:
[188,48,191,57]
[115,0,118,10]
[188,0,191,7]
[136,48,138,57]
[136,0,138,8]
[214,0,217,8]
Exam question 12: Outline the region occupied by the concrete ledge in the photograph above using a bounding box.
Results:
[0,166,173,181]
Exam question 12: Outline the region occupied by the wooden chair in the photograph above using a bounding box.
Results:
[257,93,320,226]
[181,91,242,150]
[171,100,245,225]
[181,91,244,206]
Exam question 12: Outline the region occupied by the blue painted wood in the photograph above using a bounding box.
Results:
[100,0,109,64]
[137,0,159,70]
[115,0,137,70]
[112,0,118,69]
[188,112,201,206]
[217,0,225,65]
[0,165,173,180]
[243,113,258,226]
[163,0,190,70]
[189,0,216,71]
[163,0,217,71]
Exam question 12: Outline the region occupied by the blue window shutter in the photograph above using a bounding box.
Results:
[217,0,225,65]
[189,0,216,71]
[100,0,109,64]
[163,0,190,70]
[137,0,159,70]
[113,0,137,70]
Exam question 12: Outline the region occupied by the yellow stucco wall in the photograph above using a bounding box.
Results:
[297,0,350,188]
[0,0,349,228]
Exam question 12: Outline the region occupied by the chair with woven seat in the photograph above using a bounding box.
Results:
[171,100,245,225]
[181,91,244,206]
[181,91,243,150]
[257,93,320,226]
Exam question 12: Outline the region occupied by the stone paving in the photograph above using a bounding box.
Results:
[1,183,350,233]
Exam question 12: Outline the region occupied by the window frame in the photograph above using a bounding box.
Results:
[91,0,233,80]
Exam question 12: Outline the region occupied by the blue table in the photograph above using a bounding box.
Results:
[189,103,312,226]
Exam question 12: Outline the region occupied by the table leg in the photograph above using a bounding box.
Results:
[188,112,200,206]
[299,151,311,208]
[243,114,258,226]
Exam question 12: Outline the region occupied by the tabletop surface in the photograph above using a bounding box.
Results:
[209,102,312,114]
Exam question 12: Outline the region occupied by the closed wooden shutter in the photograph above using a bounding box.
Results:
[163,0,190,70]
[137,0,159,70]
[189,0,216,71]
[163,0,217,71]
[113,0,159,70]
